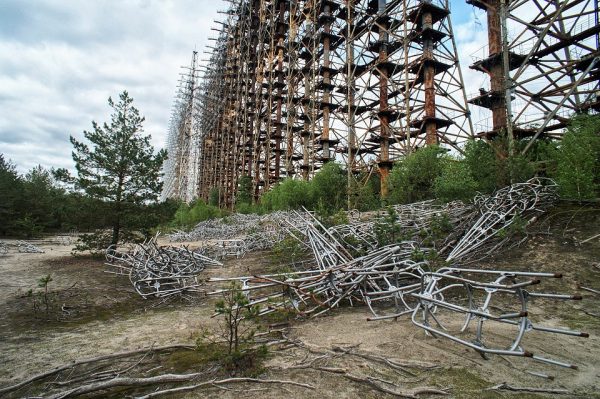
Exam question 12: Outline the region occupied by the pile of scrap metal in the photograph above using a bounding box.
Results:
[105,237,222,298]
[168,211,310,259]
[0,240,45,254]
[210,178,588,368]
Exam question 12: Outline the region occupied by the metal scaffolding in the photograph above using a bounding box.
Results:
[161,51,202,203]
[466,0,600,154]
[162,0,599,206]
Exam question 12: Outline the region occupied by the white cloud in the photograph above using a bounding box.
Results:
[0,0,492,174]
[0,0,224,173]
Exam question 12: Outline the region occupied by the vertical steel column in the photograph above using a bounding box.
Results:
[378,0,391,199]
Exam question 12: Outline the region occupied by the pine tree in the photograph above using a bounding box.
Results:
[0,155,24,236]
[69,91,167,246]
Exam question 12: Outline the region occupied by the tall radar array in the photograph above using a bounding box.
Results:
[162,0,599,207]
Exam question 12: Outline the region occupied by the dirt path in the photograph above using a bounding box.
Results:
[1,216,599,398]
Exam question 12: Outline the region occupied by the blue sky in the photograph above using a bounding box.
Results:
[0,0,484,174]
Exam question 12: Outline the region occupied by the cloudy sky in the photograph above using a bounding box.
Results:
[0,0,485,174]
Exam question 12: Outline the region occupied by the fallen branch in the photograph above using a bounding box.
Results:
[133,377,315,399]
[583,310,600,318]
[281,361,446,399]
[282,336,437,371]
[47,372,206,398]
[578,285,600,296]
[331,345,438,374]
[0,344,195,395]
[487,382,569,394]
[343,372,448,398]
[580,233,600,244]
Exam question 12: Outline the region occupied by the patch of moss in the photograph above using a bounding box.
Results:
[164,349,209,372]
[558,309,600,331]
[430,367,544,399]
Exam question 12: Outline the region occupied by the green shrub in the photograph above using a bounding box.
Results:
[235,202,263,215]
[236,175,253,205]
[348,172,380,211]
[261,178,311,211]
[463,140,498,193]
[388,145,448,204]
[309,162,348,215]
[554,114,600,200]
[318,208,349,227]
[172,199,223,229]
[209,188,220,206]
[434,159,478,203]
[271,235,307,266]
[374,207,403,245]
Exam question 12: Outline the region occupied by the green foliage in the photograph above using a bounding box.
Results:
[429,212,453,240]
[554,114,600,200]
[463,140,498,193]
[0,156,113,237]
[0,155,23,235]
[214,282,260,354]
[73,229,144,255]
[348,173,380,211]
[209,188,220,207]
[388,145,448,204]
[505,155,535,185]
[271,235,307,266]
[411,249,426,262]
[374,207,403,246]
[67,91,167,247]
[235,202,264,215]
[236,175,253,205]
[317,208,349,228]
[261,178,311,211]
[309,162,348,215]
[172,199,224,229]
[434,159,478,203]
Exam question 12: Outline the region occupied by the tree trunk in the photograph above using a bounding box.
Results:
[111,215,121,247]
[112,174,124,247]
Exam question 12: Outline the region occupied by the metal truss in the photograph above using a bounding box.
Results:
[161,51,202,202]
[161,0,598,205]
[162,0,474,206]
[466,0,600,153]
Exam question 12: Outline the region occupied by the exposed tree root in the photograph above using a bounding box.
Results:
[487,382,569,394]
[0,343,195,396]
[133,377,314,398]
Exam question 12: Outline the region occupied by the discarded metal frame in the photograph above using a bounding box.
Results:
[105,238,222,298]
[208,179,588,368]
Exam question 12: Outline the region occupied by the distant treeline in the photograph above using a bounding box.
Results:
[3,114,598,237]
[0,156,178,238]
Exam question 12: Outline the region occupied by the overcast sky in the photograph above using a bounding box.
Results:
[0,0,484,174]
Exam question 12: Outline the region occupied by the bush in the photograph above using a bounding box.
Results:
[374,207,403,245]
[235,202,263,215]
[172,200,223,229]
[261,178,311,211]
[309,162,348,215]
[463,140,498,193]
[72,229,143,255]
[554,114,600,200]
[236,175,253,205]
[434,159,478,203]
[209,188,220,206]
[348,172,380,211]
[388,145,448,204]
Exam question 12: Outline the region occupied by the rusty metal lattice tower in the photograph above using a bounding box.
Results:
[163,0,473,206]
[162,0,599,206]
[161,51,201,203]
[466,0,600,154]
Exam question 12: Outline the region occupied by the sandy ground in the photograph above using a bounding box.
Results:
[1,209,599,398]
